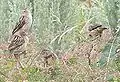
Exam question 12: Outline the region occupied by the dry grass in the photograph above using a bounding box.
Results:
[0,28,119,82]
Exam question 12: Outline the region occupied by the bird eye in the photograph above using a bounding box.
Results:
[22,10,26,12]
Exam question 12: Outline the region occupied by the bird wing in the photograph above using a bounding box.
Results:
[8,35,25,52]
[88,24,102,31]
[12,16,25,35]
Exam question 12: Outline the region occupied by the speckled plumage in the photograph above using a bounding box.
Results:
[12,8,32,35]
[8,8,32,69]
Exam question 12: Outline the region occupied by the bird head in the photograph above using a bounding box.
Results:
[21,8,32,26]
[21,8,32,17]
[88,24,102,31]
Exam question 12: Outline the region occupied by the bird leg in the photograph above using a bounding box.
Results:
[44,58,48,67]
[87,53,91,65]
[14,54,24,69]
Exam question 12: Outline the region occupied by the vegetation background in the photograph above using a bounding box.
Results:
[0,0,120,82]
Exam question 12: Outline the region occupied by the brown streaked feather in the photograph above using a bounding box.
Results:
[97,27,107,33]
[8,35,25,52]
[12,16,25,35]
[88,24,102,31]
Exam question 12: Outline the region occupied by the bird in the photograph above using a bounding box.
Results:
[8,8,32,69]
[40,49,55,67]
[12,8,32,35]
[88,24,107,37]
[88,24,102,31]
[8,31,29,69]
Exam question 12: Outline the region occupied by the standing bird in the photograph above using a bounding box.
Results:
[8,8,32,69]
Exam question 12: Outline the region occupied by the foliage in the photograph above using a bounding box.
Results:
[0,0,120,81]
[97,0,120,67]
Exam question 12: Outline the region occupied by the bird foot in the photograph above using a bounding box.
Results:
[16,61,24,70]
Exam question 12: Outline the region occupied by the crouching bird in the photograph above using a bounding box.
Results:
[8,31,29,69]
[40,49,56,67]
[88,24,107,37]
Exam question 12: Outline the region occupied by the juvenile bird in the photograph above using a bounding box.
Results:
[40,49,56,67]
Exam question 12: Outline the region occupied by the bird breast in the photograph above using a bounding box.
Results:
[28,13,32,26]
[24,36,29,48]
